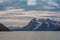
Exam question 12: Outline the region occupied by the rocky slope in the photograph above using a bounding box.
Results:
[0,23,11,31]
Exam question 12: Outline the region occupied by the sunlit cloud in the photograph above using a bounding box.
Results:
[27,0,37,6]
[0,0,4,3]
[0,19,30,28]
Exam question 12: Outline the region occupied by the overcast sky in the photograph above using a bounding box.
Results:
[0,0,60,27]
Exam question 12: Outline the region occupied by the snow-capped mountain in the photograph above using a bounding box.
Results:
[0,0,60,11]
[8,18,60,31]
[22,18,60,31]
[22,18,38,31]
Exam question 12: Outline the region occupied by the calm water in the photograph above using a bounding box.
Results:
[0,32,60,40]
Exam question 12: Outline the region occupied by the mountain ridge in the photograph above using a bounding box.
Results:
[8,18,60,31]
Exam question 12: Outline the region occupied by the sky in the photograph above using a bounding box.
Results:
[0,0,60,27]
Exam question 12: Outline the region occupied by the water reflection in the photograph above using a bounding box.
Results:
[0,32,60,40]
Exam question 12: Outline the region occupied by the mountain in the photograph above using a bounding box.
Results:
[22,18,38,31]
[0,23,11,31]
[8,18,60,31]
[0,0,60,11]
[34,19,60,31]
[8,18,38,31]
[22,18,60,31]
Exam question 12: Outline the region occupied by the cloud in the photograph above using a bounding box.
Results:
[0,0,60,11]
[0,9,59,27]
[0,19,30,27]
[27,0,37,6]
[0,0,4,3]
[46,0,59,6]
[38,0,59,7]
[43,5,55,9]
[0,9,58,19]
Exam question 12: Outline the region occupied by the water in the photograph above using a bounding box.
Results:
[0,32,60,40]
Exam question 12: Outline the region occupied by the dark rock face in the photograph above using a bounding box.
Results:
[0,23,10,31]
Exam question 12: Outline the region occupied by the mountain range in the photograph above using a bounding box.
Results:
[8,18,60,31]
[0,18,60,31]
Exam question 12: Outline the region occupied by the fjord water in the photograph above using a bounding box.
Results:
[0,32,60,40]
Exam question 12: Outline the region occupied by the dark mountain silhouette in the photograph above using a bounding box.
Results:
[0,23,10,31]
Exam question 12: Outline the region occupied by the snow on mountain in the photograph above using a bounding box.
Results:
[8,18,60,31]
[23,18,60,31]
